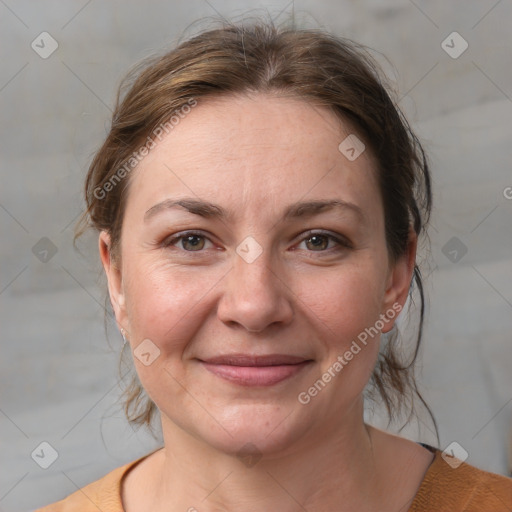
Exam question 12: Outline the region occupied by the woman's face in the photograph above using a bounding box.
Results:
[100,93,413,456]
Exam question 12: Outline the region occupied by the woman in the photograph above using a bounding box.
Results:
[37,19,512,511]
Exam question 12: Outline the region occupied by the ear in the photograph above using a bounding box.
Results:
[99,231,127,332]
[380,230,417,333]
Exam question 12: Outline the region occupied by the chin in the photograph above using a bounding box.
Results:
[197,400,316,460]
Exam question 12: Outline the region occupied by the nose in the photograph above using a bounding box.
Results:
[217,246,294,333]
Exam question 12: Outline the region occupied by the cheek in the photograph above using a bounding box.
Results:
[120,259,222,408]
[297,259,386,390]
[122,256,224,352]
[303,260,386,337]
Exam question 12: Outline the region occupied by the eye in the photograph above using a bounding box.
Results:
[161,230,350,254]
[163,231,214,252]
[297,230,351,252]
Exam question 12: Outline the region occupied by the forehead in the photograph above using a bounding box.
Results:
[124,92,382,224]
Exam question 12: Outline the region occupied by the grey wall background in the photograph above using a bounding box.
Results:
[1,1,511,510]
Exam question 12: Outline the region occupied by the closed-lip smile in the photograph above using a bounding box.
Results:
[198,354,313,386]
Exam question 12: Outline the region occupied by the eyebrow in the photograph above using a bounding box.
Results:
[144,197,364,223]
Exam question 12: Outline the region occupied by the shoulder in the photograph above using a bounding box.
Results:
[34,450,160,512]
[410,446,512,511]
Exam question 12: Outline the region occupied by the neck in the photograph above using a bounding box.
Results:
[148,400,390,512]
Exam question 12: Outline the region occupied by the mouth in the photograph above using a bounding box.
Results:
[198,354,314,386]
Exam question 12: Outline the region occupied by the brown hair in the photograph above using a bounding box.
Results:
[77,18,437,441]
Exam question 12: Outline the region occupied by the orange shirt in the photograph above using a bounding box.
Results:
[36,446,512,511]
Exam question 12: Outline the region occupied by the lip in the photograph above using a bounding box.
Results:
[199,354,313,386]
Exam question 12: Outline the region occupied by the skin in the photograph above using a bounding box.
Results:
[99,92,434,512]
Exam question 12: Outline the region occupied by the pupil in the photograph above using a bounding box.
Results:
[185,235,203,250]
[309,235,326,250]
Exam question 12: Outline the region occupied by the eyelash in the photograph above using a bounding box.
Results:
[162,229,352,255]
[299,229,352,251]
